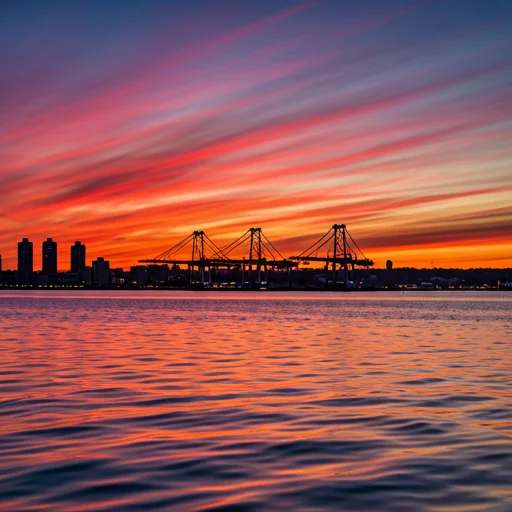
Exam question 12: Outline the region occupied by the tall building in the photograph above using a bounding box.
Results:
[386,260,393,271]
[18,238,33,273]
[0,254,2,272]
[70,241,86,272]
[92,257,110,286]
[42,238,58,274]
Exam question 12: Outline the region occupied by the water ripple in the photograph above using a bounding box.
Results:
[0,291,511,511]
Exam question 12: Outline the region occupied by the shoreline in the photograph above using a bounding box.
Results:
[0,286,508,292]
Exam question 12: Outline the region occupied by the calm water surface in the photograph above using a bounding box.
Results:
[0,291,511,511]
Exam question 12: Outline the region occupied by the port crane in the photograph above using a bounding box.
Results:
[289,224,373,285]
[139,228,297,286]
[139,223,372,287]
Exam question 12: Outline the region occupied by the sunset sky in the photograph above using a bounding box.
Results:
[1,0,511,270]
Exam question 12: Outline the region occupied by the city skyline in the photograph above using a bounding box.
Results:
[2,232,509,291]
[9,237,91,274]
[1,228,510,274]
[1,1,512,270]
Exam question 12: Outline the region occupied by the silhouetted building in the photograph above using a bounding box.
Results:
[42,238,58,274]
[148,264,170,284]
[70,241,86,273]
[131,265,148,286]
[386,260,393,271]
[0,270,16,286]
[79,266,92,285]
[18,238,33,273]
[110,268,126,285]
[0,254,2,272]
[58,272,80,286]
[92,257,110,286]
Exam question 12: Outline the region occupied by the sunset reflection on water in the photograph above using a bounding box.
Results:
[0,291,511,511]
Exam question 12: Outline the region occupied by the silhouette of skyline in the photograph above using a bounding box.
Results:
[1,226,509,281]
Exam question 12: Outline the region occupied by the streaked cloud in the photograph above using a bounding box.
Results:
[0,0,511,269]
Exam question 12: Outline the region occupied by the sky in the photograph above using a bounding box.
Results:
[0,0,511,271]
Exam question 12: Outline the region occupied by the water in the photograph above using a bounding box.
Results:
[0,291,511,511]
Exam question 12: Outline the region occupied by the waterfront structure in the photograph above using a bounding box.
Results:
[92,257,110,285]
[42,238,58,274]
[70,241,86,273]
[131,265,148,286]
[139,224,372,288]
[79,266,92,285]
[1,223,510,289]
[18,238,33,274]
